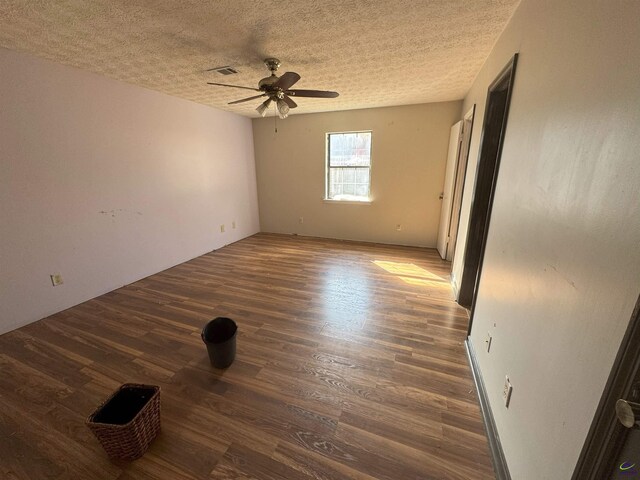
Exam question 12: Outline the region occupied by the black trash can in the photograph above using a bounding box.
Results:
[201,317,237,368]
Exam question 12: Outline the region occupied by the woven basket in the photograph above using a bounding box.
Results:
[86,383,161,460]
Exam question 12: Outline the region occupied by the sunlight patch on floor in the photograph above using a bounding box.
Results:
[373,260,446,286]
[397,276,449,288]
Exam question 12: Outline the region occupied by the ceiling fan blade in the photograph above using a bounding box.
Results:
[273,72,301,90]
[228,94,266,105]
[282,95,297,109]
[286,89,339,98]
[207,82,260,92]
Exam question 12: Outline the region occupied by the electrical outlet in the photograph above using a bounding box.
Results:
[299,216,304,224]
[232,221,236,229]
[220,224,225,233]
[396,224,402,231]
[486,332,492,353]
[50,274,63,286]
[503,376,513,408]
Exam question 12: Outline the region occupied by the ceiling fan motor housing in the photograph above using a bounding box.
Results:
[258,74,279,90]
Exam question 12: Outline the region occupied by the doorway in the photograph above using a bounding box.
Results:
[447,105,475,263]
[436,106,476,262]
[436,120,462,260]
[457,54,518,311]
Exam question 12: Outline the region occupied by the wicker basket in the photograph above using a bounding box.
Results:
[86,383,161,460]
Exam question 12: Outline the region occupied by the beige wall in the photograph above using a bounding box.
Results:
[0,47,259,334]
[454,0,640,478]
[252,102,462,247]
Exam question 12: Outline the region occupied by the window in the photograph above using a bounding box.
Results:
[326,131,372,202]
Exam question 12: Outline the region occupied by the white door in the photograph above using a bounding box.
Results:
[436,121,462,259]
[448,106,475,263]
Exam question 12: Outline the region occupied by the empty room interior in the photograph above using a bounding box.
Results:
[1,1,639,479]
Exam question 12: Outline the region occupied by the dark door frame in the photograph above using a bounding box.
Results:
[572,294,640,478]
[457,54,518,325]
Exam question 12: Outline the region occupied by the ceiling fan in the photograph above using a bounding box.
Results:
[207,58,339,118]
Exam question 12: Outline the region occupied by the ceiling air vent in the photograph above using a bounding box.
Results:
[208,66,239,75]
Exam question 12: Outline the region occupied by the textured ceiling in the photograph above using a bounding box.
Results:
[0,0,520,117]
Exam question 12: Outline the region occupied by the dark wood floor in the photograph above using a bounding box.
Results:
[0,233,494,480]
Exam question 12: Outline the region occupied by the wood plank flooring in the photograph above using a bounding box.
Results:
[0,233,494,479]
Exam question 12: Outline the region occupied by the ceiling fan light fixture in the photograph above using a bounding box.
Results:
[256,98,272,117]
[276,98,290,119]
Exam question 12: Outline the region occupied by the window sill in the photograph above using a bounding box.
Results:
[323,198,373,205]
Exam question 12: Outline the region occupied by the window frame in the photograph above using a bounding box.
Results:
[325,130,373,202]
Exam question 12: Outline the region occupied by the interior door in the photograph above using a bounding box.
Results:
[447,106,475,262]
[601,346,640,480]
[436,121,462,259]
[573,295,640,479]
[609,424,640,479]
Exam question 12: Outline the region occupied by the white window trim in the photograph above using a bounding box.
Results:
[322,198,373,205]
[325,130,372,202]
